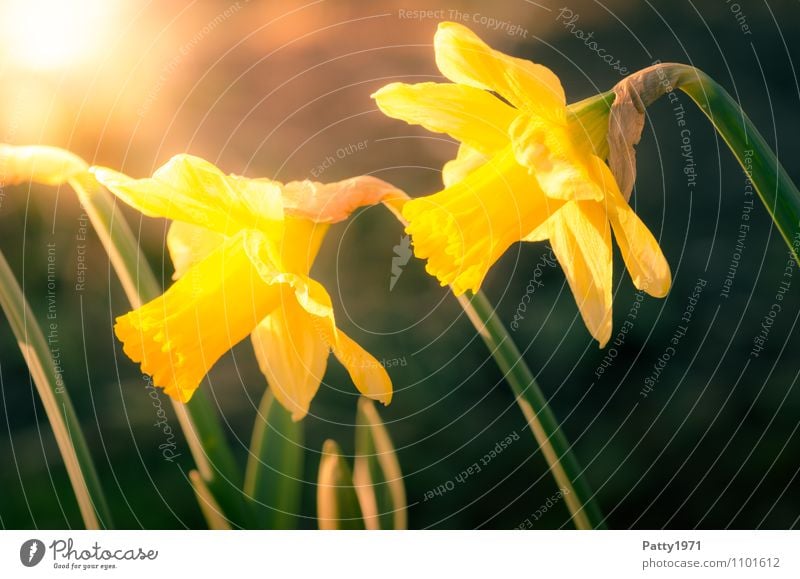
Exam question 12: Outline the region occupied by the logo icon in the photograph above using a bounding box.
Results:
[20,539,45,567]
[390,235,412,291]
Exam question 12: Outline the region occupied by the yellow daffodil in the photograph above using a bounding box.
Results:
[373,22,670,346]
[92,154,405,420]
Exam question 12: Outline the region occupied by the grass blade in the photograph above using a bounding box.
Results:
[353,397,407,530]
[0,250,112,528]
[189,470,231,530]
[316,439,364,530]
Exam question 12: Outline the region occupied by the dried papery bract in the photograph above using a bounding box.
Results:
[608,63,702,201]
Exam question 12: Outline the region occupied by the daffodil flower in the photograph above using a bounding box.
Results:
[92,155,405,420]
[373,22,670,346]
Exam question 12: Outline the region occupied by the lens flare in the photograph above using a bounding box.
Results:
[1,0,113,70]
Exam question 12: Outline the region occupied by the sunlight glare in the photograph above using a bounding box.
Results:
[2,0,114,70]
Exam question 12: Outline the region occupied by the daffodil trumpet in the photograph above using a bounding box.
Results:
[92,154,406,421]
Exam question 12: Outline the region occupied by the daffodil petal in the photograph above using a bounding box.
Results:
[115,232,281,402]
[403,146,561,295]
[592,160,671,297]
[372,82,516,155]
[434,22,566,121]
[442,144,489,187]
[241,229,336,321]
[610,198,671,298]
[0,144,88,186]
[549,201,613,347]
[278,217,329,275]
[509,114,603,202]
[251,294,330,421]
[287,273,337,324]
[92,154,284,236]
[331,329,392,406]
[281,175,407,224]
[166,221,226,280]
[521,213,553,242]
[250,270,392,417]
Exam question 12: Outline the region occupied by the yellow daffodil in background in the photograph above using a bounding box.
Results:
[92,155,406,420]
[0,144,88,185]
[373,22,671,346]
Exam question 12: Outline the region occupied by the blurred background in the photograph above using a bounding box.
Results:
[1,0,799,529]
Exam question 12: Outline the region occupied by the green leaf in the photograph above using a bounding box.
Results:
[353,398,407,529]
[316,439,365,530]
[0,250,112,528]
[243,390,304,529]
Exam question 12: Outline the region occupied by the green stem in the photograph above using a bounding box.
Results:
[68,174,248,527]
[458,291,605,530]
[0,250,112,528]
[631,63,800,259]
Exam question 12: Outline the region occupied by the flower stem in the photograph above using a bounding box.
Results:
[682,67,800,256]
[0,250,112,528]
[457,291,605,530]
[68,173,248,526]
[622,63,800,259]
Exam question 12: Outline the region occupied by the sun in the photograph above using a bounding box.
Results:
[1,0,115,71]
